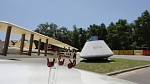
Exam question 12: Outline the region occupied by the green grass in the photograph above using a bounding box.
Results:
[75,58,150,74]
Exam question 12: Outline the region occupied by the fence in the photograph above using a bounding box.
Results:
[112,50,150,56]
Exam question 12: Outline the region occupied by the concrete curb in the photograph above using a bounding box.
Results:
[106,64,150,76]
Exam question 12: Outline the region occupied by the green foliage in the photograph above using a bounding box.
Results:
[79,28,87,50]
[133,10,150,49]
[34,10,150,50]
[107,22,119,49]
[34,22,58,38]
[72,25,80,49]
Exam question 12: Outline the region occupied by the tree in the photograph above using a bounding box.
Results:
[78,28,87,50]
[87,23,107,41]
[87,24,99,39]
[34,22,58,38]
[71,25,80,50]
[129,23,136,49]
[107,22,119,49]
[98,23,107,41]
[57,26,72,45]
[49,23,58,38]
[133,10,150,49]
[33,10,150,50]
[34,22,50,36]
[115,19,132,49]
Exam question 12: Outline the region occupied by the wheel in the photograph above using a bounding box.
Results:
[58,61,64,65]
[58,59,65,66]
[47,58,55,67]
[47,62,54,67]
[67,63,73,69]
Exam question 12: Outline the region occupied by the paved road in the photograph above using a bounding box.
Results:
[111,55,150,84]
[13,53,82,68]
[114,67,150,84]
[10,54,150,84]
[111,55,150,61]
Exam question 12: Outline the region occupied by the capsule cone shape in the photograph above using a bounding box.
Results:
[80,40,113,59]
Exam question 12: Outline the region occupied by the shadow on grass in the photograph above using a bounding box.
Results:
[80,58,115,63]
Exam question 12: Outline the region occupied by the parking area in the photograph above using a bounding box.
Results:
[111,55,150,84]
[114,67,150,84]
[111,55,150,61]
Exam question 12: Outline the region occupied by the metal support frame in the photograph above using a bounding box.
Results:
[20,34,25,55]
[3,26,12,56]
[45,39,48,56]
[28,34,34,56]
[38,39,41,56]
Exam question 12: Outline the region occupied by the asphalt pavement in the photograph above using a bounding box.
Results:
[12,52,82,68]
[111,55,150,61]
[114,67,150,84]
[9,54,150,84]
[111,55,150,84]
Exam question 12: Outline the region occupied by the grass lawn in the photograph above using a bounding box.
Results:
[75,58,150,74]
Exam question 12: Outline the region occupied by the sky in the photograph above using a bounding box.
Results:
[0,0,150,40]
